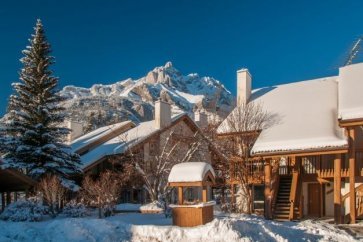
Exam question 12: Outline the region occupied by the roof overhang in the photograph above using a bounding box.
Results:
[0,169,37,192]
[252,146,348,158]
[82,113,202,172]
[339,118,363,128]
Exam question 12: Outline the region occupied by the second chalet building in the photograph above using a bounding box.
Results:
[69,100,219,203]
[217,62,363,224]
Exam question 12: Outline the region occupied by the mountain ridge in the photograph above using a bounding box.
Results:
[60,62,235,131]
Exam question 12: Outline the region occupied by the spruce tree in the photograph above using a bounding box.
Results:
[0,19,81,189]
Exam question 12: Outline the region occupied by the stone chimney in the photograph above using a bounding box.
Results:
[155,100,171,129]
[194,111,208,129]
[237,68,252,106]
[66,120,84,143]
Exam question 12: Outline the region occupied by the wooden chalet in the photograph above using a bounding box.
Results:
[71,100,222,204]
[0,167,36,211]
[217,63,363,224]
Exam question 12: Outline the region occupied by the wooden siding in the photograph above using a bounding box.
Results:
[172,205,213,227]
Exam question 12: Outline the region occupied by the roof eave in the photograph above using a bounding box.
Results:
[82,113,197,172]
[251,146,349,158]
[338,117,363,127]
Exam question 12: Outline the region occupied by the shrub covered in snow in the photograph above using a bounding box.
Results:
[61,201,89,218]
[0,197,48,222]
[140,201,164,213]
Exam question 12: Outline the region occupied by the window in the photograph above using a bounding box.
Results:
[253,185,265,210]
[183,187,202,204]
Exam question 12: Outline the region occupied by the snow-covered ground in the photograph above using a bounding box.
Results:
[0,212,360,242]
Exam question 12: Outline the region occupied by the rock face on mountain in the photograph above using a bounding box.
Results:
[60,62,235,131]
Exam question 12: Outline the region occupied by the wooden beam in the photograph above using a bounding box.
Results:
[264,159,272,219]
[339,118,363,128]
[178,187,183,205]
[349,128,356,224]
[202,187,208,202]
[334,154,342,224]
[317,177,331,184]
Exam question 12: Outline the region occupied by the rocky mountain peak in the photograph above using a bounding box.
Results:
[60,63,235,131]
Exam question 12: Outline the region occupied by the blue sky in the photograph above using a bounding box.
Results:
[0,0,362,115]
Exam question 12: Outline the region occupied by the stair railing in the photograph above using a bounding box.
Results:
[342,184,363,218]
[289,171,299,220]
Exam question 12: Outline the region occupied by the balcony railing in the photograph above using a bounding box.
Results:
[230,159,264,184]
[230,151,363,184]
[317,168,349,178]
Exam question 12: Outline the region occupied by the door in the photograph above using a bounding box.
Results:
[308,183,321,217]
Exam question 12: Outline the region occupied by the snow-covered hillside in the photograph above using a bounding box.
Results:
[60,62,234,130]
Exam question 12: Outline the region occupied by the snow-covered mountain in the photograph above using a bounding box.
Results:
[60,62,235,130]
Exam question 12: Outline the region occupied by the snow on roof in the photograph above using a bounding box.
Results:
[168,162,215,183]
[218,77,348,155]
[71,121,133,152]
[338,63,363,120]
[80,113,187,169]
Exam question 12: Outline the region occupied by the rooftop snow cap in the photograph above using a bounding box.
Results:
[155,99,171,129]
[237,68,252,106]
[168,162,215,183]
[338,62,363,120]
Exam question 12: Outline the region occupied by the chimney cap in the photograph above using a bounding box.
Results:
[155,99,169,104]
[237,68,252,76]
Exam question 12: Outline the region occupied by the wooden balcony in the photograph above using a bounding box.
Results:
[229,152,363,185]
[317,169,350,178]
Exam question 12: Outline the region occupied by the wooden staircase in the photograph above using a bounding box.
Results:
[273,176,300,221]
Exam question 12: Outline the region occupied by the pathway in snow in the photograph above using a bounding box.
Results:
[0,213,361,242]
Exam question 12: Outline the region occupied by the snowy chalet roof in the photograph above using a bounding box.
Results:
[338,63,363,121]
[218,76,348,155]
[168,162,215,183]
[80,113,188,169]
[71,121,134,152]
[0,159,37,192]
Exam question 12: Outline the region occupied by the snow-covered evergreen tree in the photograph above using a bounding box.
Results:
[0,19,81,188]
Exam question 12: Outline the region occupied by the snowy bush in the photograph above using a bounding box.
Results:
[0,197,48,222]
[103,204,115,217]
[140,201,164,213]
[220,202,233,213]
[61,200,89,218]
